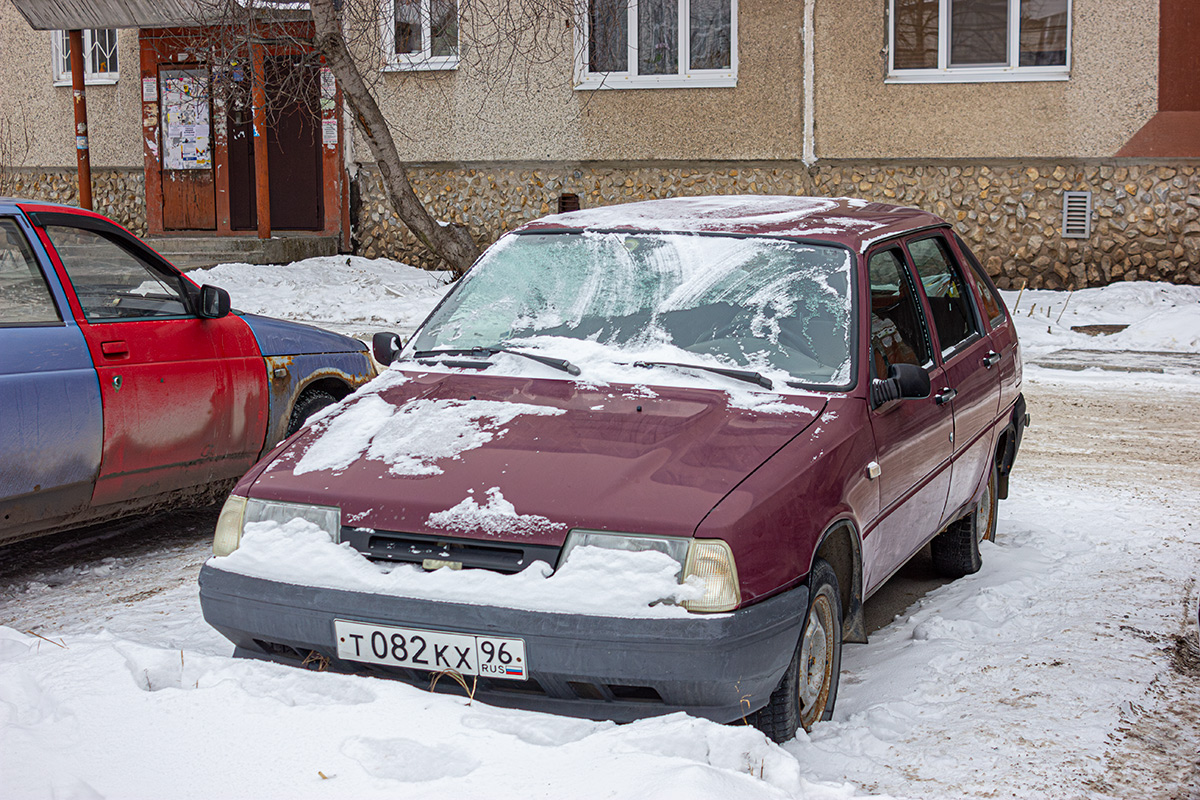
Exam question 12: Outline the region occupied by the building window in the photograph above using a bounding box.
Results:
[577,0,737,89]
[52,29,119,85]
[888,0,1069,83]
[383,0,459,71]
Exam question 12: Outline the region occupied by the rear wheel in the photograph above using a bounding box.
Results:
[286,389,337,437]
[751,558,842,742]
[931,463,998,578]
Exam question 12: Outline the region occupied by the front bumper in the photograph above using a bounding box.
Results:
[199,564,806,723]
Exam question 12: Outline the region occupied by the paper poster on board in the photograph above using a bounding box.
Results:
[160,69,211,170]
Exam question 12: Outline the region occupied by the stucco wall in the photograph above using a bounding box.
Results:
[0,2,143,169]
[353,159,1200,290]
[814,0,1159,158]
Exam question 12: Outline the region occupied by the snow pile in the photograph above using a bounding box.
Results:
[210,517,705,618]
[1001,280,1200,358]
[427,487,566,536]
[290,394,564,477]
[191,255,452,336]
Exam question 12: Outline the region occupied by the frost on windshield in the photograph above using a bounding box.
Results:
[411,232,854,387]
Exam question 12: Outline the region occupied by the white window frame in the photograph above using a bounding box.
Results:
[51,29,119,86]
[575,0,738,90]
[381,0,460,72]
[886,0,1071,84]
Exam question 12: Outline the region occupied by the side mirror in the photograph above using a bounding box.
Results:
[199,284,231,319]
[870,363,931,408]
[372,331,402,366]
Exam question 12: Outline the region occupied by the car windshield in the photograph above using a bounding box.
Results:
[409,231,855,388]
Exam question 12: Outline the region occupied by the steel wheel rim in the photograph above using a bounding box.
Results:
[799,592,834,729]
[978,475,995,543]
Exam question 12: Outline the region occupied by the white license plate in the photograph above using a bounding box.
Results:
[334,619,528,680]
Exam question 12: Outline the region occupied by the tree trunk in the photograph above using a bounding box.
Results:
[309,0,481,276]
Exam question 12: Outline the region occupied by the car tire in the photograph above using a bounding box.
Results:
[751,558,842,743]
[286,389,337,437]
[931,463,998,579]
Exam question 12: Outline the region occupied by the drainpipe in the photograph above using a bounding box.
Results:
[802,0,816,166]
[69,29,93,210]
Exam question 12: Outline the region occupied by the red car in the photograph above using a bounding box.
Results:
[200,196,1026,742]
[0,200,376,544]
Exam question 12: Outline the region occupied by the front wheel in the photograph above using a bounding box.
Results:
[286,388,337,437]
[751,558,843,742]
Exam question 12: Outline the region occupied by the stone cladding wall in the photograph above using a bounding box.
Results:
[1,168,147,235]
[354,160,1200,289]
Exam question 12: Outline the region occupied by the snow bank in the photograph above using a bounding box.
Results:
[210,517,705,618]
[1002,280,1200,358]
[190,255,452,337]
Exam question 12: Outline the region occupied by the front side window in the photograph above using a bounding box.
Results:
[905,236,981,356]
[579,0,737,89]
[51,29,119,85]
[384,0,459,70]
[43,226,189,322]
[411,232,854,388]
[0,219,60,326]
[889,0,1069,82]
[867,248,931,379]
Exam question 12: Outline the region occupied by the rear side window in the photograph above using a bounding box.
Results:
[867,248,932,379]
[43,225,189,321]
[954,234,1005,328]
[906,236,981,357]
[0,218,61,326]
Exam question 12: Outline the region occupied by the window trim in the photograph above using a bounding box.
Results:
[886,0,1071,84]
[381,0,461,72]
[51,29,119,86]
[574,0,739,90]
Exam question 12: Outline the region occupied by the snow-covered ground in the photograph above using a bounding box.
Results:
[2,259,1198,799]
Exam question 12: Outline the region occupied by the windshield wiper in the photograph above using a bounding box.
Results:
[632,360,773,389]
[410,346,581,376]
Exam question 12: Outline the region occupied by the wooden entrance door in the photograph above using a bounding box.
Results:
[159,67,216,230]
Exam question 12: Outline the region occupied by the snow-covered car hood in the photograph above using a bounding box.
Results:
[245,369,827,544]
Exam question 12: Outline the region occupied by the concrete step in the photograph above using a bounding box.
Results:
[144,235,340,270]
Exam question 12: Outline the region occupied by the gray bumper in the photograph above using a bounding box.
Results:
[199,564,807,723]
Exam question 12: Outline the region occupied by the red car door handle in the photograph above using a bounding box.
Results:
[982,351,1001,368]
[935,387,958,405]
[101,340,129,357]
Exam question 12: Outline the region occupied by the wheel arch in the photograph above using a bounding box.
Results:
[811,519,867,644]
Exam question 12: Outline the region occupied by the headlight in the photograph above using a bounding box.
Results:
[559,530,742,613]
[211,495,341,556]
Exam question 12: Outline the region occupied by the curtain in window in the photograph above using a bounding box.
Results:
[394,0,421,55]
[1019,0,1067,66]
[589,0,629,72]
[690,0,731,70]
[893,0,939,69]
[638,0,678,75]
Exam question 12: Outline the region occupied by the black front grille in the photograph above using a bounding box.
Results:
[340,527,561,574]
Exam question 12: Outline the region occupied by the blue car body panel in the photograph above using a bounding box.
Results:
[0,207,104,530]
[238,313,367,357]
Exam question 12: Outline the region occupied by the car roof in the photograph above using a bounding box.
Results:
[516,195,947,253]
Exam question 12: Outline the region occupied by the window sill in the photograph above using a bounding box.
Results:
[885,67,1069,84]
[382,56,460,73]
[575,73,737,90]
[53,76,119,87]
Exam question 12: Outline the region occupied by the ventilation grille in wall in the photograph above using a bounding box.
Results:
[1062,191,1093,238]
[558,193,581,214]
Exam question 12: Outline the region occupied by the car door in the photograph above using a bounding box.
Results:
[904,234,1000,519]
[25,207,269,507]
[0,213,103,539]
[862,245,954,594]
[954,233,1020,415]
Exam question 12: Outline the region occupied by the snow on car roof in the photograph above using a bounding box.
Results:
[518,195,947,252]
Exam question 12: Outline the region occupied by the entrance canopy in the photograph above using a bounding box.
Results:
[10,0,305,29]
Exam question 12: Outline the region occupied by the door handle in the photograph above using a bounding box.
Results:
[935,387,958,405]
[982,351,1001,368]
[101,340,129,357]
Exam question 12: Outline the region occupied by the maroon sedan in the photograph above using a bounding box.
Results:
[199,196,1026,742]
